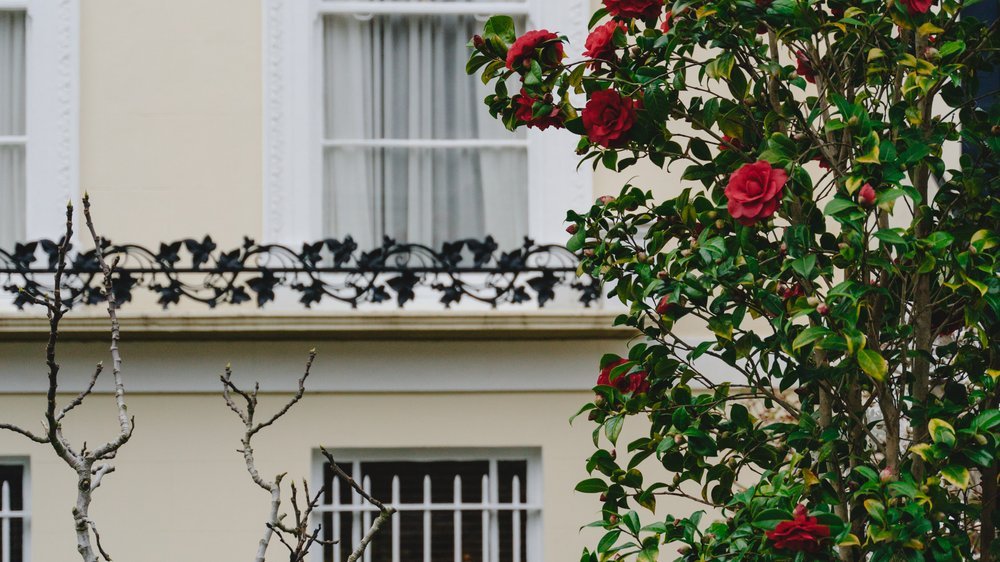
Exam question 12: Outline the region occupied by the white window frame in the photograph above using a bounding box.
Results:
[0,0,79,242]
[310,447,542,562]
[0,458,30,562]
[262,0,592,247]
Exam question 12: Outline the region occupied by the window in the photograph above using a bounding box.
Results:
[0,10,26,251]
[264,0,591,248]
[316,449,540,562]
[0,461,27,562]
[0,0,78,251]
[321,1,528,249]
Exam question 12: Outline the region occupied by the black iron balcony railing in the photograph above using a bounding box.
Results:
[0,236,599,310]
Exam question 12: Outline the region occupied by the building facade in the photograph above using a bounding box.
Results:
[0,1,705,560]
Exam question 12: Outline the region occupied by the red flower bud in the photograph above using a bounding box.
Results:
[655,295,674,315]
[608,514,618,525]
[472,35,485,49]
[816,303,830,315]
[858,183,877,206]
[566,223,579,235]
[718,135,743,151]
[795,50,816,83]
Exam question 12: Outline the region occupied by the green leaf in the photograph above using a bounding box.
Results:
[605,415,624,445]
[793,326,832,350]
[752,508,792,530]
[874,229,907,245]
[575,478,609,493]
[597,530,620,553]
[856,132,881,164]
[588,7,609,29]
[929,418,956,447]
[567,229,586,252]
[940,465,970,490]
[825,198,857,216]
[857,349,888,382]
[972,410,1000,431]
[623,510,641,534]
[792,255,817,279]
[864,499,886,524]
[483,16,517,44]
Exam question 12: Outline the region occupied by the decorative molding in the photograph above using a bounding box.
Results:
[0,311,633,341]
[263,0,287,242]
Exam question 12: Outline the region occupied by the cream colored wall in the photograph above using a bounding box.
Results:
[0,392,612,561]
[79,0,262,248]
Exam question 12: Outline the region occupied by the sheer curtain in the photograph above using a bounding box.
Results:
[0,11,25,251]
[322,1,529,250]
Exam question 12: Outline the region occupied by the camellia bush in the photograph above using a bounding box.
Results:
[469,0,998,560]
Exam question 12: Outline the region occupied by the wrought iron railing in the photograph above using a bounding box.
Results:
[0,236,599,310]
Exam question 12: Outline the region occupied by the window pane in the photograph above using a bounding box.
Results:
[0,11,26,136]
[0,464,25,562]
[323,146,528,249]
[0,12,25,251]
[323,12,525,142]
[0,145,26,250]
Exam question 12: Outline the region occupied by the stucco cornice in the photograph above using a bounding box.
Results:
[0,311,633,341]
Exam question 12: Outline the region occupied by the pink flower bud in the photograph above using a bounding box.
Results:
[817,303,830,315]
[566,223,578,235]
[880,466,896,483]
[859,183,877,206]
[598,195,616,205]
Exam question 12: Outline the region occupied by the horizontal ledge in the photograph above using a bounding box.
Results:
[0,135,27,146]
[314,503,541,513]
[322,139,529,149]
[0,311,634,341]
[318,1,530,16]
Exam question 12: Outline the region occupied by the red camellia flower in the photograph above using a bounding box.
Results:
[795,50,816,83]
[584,21,627,61]
[604,0,664,20]
[505,30,565,70]
[766,505,831,553]
[724,160,787,226]
[596,359,650,394]
[514,89,563,130]
[582,90,637,148]
[858,183,877,206]
[660,10,673,32]
[900,0,933,14]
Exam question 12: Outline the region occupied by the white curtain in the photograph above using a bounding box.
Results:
[0,11,25,251]
[322,2,529,250]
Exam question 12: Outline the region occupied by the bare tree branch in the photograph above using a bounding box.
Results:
[223,351,393,562]
[320,447,397,562]
[57,363,104,422]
